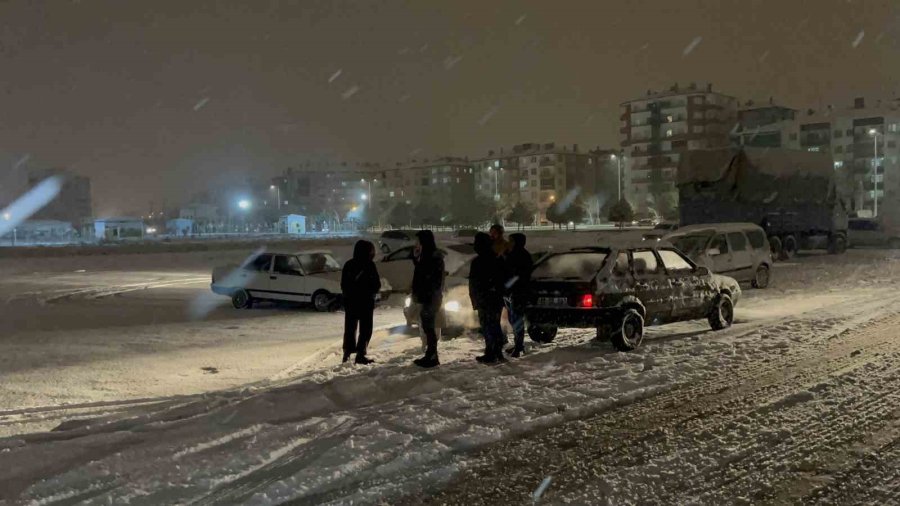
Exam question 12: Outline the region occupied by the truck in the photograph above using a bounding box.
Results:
[677,147,848,259]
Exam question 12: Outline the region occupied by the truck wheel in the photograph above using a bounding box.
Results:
[528,324,557,343]
[231,289,253,309]
[780,235,797,260]
[828,234,847,254]
[312,291,334,312]
[611,309,644,351]
[768,236,782,262]
[751,265,770,289]
[708,294,734,331]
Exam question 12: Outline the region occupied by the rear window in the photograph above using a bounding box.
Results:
[532,252,609,280]
[747,229,766,249]
[669,233,711,255]
[382,230,410,240]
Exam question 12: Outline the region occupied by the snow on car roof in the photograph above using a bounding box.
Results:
[665,222,763,236]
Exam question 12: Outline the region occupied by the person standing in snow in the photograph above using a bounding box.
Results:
[341,240,381,364]
[411,230,445,368]
[489,223,512,258]
[504,232,533,358]
[470,232,507,363]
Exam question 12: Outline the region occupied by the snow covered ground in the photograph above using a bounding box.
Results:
[1,245,900,504]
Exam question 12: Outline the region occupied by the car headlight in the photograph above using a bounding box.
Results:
[404,296,412,308]
[444,300,461,312]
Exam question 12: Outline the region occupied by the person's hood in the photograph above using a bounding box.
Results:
[416,230,437,253]
[352,240,374,262]
[473,232,493,256]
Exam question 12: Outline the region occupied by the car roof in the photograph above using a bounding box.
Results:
[666,222,763,236]
[294,249,334,255]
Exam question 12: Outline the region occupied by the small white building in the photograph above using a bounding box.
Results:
[279,214,306,234]
[166,218,194,237]
[88,217,144,241]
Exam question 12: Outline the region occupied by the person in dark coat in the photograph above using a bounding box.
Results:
[469,232,508,363]
[504,233,533,357]
[411,230,445,368]
[341,240,381,364]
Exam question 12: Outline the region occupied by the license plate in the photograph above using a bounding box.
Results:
[538,296,568,306]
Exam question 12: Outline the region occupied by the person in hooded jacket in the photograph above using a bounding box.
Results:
[341,240,381,364]
[411,230,444,368]
[504,232,533,357]
[470,232,508,363]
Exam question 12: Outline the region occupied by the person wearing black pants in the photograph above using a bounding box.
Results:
[411,230,445,368]
[470,232,508,363]
[341,240,381,364]
[505,233,533,358]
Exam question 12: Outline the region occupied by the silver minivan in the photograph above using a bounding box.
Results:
[663,223,773,288]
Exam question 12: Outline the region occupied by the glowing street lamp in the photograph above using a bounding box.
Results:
[611,153,623,202]
[238,199,251,210]
[869,128,882,217]
[269,185,281,210]
[2,212,10,221]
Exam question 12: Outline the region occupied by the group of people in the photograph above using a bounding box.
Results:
[340,224,533,369]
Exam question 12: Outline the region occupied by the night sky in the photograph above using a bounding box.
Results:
[1,0,897,216]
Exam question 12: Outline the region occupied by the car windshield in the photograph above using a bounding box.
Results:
[532,252,609,280]
[298,252,341,274]
[669,233,712,255]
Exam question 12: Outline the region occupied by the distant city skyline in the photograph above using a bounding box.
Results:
[1,0,898,216]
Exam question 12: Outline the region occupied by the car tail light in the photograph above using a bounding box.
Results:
[579,294,594,308]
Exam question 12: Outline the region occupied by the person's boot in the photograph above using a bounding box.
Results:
[342,352,352,363]
[415,353,439,368]
[510,347,525,358]
[355,355,375,365]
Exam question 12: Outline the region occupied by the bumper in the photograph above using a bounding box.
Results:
[525,306,621,328]
[211,284,232,296]
[403,302,470,330]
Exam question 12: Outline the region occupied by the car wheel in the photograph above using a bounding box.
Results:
[611,309,644,352]
[312,291,334,312]
[708,293,734,331]
[828,234,847,254]
[768,236,782,262]
[528,324,557,343]
[231,289,252,309]
[780,235,797,260]
[751,265,770,289]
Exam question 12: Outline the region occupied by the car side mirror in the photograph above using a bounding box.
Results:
[707,248,721,256]
[696,266,711,276]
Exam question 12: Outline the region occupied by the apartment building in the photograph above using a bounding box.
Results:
[620,83,738,213]
[733,103,800,149]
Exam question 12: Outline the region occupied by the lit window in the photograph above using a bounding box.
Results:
[443,177,449,183]
[666,115,673,122]
[808,147,820,152]
[456,177,460,183]
[494,160,500,168]
[666,130,673,137]
[389,191,395,197]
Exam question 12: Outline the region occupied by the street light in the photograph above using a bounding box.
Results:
[487,167,499,201]
[869,128,882,217]
[361,193,368,201]
[238,199,251,210]
[2,212,9,221]
[610,153,623,202]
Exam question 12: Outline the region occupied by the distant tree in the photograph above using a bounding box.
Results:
[506,201,535,230]
[562,195,587,230]
[545,203,565,230]
[608,199,635,226]
[413,200,442,226]
[655,193,679,221]
[450,195,494,227]
[388,202,413,228]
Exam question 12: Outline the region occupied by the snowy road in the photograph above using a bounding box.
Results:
[1,249,899,504]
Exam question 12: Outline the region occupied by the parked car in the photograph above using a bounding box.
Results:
[403,251,548,336]
[848,218,900,249]
[654,221,679,233]
[378,229,415,254]
[525,244,741,351]
[378,242,475,292]
[663,223,773,289]
[211,250,392,311]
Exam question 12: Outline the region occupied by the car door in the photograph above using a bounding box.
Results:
[630,249,672,324]
[378,246,418,291]
[657,248,704,319]
[726,231,754,282]
[707,233,732,274]
[238,253,273,298]
[268,254,309,302]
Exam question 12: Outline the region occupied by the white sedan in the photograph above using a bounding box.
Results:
[377,242,475,293]
[211,250,391,311]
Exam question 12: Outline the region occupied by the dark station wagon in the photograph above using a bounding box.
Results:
[525,244,742,351]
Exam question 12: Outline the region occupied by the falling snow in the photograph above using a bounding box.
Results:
[515,14,527,26]
[193,97,210,111]
[443,55,463,70]
[682,36,702,56]
[758,50,770,63]
[341,85,360,100]
[328,69,343,83]
[12,154,30,170]
[478,106,499,126]
[398,94,411,103]
[852,30,865,48]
